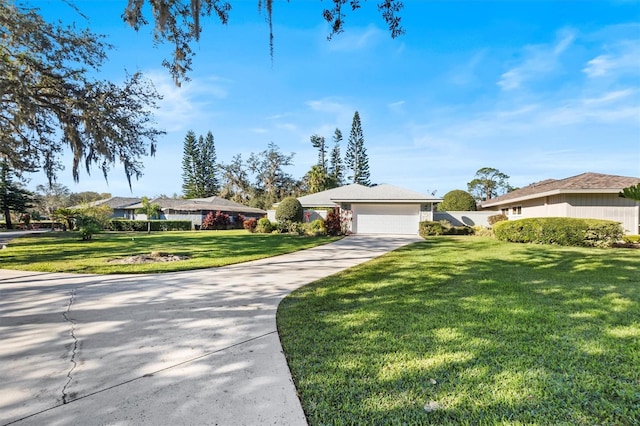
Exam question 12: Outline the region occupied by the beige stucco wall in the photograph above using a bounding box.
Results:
[487,193,639,234]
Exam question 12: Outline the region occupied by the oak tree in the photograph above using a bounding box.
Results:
[467,167,512,201]
[1,2,164,187]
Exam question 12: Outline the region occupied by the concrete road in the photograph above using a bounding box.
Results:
[0,235,420,426]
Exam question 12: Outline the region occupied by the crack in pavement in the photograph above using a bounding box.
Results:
[61,289,78,405]
[3,330,279,425]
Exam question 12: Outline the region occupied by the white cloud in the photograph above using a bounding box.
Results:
[583,41,640,78]
[146,70,228,132]
[583,89,635,105]
[325,25,383,52]
[450,49,487,86]
[498,29,576,91]
[387,100,406,114]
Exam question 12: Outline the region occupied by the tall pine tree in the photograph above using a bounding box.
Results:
[200,132,220,196]
[328,128,344,188]
[310,134,327,171]
[345,111,371,186]
[181,130,199,197]
[181,130,219,198]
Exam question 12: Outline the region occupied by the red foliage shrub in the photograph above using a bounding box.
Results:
[201,211,230,230]
[243,218,258,233]
[325,209,342,236]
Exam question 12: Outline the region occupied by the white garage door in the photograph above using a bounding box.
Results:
[352,203,420,235]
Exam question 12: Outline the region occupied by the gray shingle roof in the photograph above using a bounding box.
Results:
[71,197,141,209]
[482,172,640,207]
[297,184,442,207]
[127,196,265,214]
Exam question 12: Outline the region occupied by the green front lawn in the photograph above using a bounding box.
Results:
[278,237,640,425]
[0,230,340,274]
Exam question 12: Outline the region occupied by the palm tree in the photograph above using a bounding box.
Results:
[135,197,162,233]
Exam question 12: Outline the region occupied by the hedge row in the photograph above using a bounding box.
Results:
[106,220,192,232]
[419,221,473,237]
[493,217,623,247]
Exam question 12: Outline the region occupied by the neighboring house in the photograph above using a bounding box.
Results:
[71,197,141,219]
[270,184,442,235]
[480,172,640,234]
[126,196,266,228]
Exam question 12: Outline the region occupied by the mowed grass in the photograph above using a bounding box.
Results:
[0,230,340,274]
[278,237,640,425]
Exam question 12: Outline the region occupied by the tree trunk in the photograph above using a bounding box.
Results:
[3,206,12,229]
[147,220,151,234]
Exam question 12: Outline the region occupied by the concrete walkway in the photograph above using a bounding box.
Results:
[0,235,420,425]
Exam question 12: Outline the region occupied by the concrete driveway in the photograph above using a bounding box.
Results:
[0,235,420,425]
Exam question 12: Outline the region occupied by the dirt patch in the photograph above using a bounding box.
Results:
[108,251,189,264]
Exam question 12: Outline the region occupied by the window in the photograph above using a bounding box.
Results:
[501,208,509,216]
[421,203,432,212]
[512,206,522,215]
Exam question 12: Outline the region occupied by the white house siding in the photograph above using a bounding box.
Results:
[164,213,203,226]
[488,194,639,234]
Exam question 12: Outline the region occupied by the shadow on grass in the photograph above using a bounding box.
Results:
[0,231,340,273]
[278,237,640,425]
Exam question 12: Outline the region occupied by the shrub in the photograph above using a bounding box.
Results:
[622,235,640,244]
[201,211,230,230]
[419,221,445,237]
[305,219,327,236]
[106,220,191,232]
[583,219,624,247]
[438,190,477,211]
[325,210,342,236]
[233,214,245,229]
[76,214,102,240]
[78,223,100,240]
[276,197,303,223]
[243,218,258,233]
[255,217,274,234]
[275,220,304,235]
[419,220,473,238]
[473,226,494,237]
[488,214,508,225]
[494,217,623,247]
[448,225,474,235]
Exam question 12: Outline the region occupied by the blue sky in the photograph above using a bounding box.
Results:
[29,0,640,197]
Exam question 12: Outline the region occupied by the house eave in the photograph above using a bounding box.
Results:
[330,198,442,203]
[481,188,623,208]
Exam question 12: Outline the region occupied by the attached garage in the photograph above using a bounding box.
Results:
[293,183,442,235]
[352,203,420,235]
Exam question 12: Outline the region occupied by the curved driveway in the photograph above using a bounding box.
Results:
[0,235,420,425]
